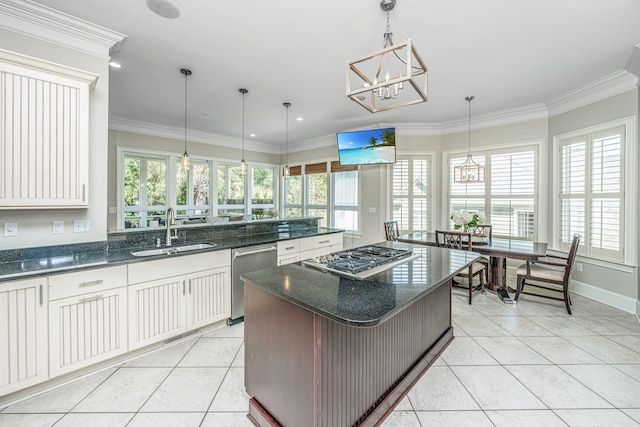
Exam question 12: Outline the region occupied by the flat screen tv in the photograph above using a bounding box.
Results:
[336,127,396,165]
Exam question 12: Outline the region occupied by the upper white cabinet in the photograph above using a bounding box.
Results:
[0,49,98,209]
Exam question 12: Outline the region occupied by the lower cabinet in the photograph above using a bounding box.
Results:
[127,250,231,351]
[0,277,48,396]
[48,266,128,378]
[299,233,343,260]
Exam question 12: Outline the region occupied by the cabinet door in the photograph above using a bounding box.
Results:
[128,277,186,351]
[0,50,97,208]
[49,287,127,378]
[0,277,48,395]
[186,266,231,331]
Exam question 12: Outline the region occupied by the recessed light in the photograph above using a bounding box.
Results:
[146,0,180,19]
[109,61,122,69]
[296,117,303,121]
[202,112,211,116]
[250,133,256,137]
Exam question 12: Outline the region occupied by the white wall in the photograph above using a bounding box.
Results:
[0,28,113,250]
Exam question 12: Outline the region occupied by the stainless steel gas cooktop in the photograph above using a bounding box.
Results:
[302,245,419,279]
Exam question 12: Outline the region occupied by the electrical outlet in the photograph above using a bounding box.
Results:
[53,221,64,234]
[4,222,18,237]
[73,219,91,233]
[576,262,583,272]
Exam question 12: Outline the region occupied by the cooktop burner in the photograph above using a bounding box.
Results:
[303,245,415,278]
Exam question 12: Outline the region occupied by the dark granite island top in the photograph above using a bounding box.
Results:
[241,241,479,427]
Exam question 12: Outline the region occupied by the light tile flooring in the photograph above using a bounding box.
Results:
[2,290,640,427]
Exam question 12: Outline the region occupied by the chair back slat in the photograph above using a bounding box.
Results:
[435,230,473,251]
[384,221,399,241]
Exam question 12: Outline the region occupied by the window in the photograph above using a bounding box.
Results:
[392,156,432,233]
[251,165,276,219]
[177,159,210,218]
[556,124,625,262]
[283,166,302,218]
[217,163,245,216]
[331,161,358,232]
[282,161,359,232]
[447,145,538,239]
[122,154,167,228]
[305,162,328,227]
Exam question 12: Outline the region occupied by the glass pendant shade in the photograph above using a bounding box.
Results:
[239,88,248,174]
[180,68,191,171]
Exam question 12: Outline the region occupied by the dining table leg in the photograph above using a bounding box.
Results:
[490,256,514,303]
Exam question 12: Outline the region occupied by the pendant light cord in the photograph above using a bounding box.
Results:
[466,95,474,156]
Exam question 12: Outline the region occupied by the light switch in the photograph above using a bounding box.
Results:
[4,222,18,237]
[73,220,91,233]
[109,207,117,214]
[368,207,376,214]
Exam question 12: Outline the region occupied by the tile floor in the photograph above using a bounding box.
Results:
[1,290,640,427]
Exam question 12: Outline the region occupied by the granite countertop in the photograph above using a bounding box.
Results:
[0,227,343,281]
[241,240,479,327]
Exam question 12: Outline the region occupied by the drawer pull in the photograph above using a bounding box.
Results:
[285,246,295,250]
[79,279,104,288]
[39,284,44,306]
[79,295,103,303]
[319,240,330,244]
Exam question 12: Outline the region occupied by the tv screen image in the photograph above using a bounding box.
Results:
[336,127,396,165]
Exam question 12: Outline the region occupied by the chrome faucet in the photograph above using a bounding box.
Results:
[166,207,178,246]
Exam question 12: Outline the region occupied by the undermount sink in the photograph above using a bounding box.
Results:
[131,243,216,257]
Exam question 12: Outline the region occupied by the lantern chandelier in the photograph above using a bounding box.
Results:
[346,0,428,113]
[454,96,485,183]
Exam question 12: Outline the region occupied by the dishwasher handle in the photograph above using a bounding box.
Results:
[233,245,277,261]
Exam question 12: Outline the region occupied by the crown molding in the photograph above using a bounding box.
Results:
[109,116,281,155]
[624,44,640,79]
[545,70,638,117]
[439,103,549,135]
[0,0,126,57]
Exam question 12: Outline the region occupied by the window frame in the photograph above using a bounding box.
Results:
[443,140,544,240]
[390,153,435,234]
[552,116,637,266]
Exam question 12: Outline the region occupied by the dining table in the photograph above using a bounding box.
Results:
[397,232,548,303]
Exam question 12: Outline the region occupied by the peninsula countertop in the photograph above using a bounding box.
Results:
[241,240,479,327]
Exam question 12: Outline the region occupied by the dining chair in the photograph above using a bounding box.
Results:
[435,230,486,304]
[384,221,399,241]
[473,224,493,283]
[514,233,581,314]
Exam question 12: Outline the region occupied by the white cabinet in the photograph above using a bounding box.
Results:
[0,277,48,396]
[277,239,300,266]
[127,251,231,350]
[298,233,343,260]
[0,49,98,209]
[48,266,127,378]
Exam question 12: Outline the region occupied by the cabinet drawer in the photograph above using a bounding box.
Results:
[49,266,127,301]
[128,250,231,285]
[299,233,343,252]
[277,240,300,255]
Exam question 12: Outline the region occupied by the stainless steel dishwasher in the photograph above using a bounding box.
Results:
[230,243,278,324]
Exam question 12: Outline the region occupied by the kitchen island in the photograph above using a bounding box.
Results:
[241,241,479,427]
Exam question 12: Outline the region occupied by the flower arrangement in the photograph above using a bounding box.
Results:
[450,210,486,234]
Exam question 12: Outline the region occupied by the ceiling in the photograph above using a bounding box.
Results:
[29,0,640,152]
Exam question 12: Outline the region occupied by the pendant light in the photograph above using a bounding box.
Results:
[239,88,248,173]
[180,68,191,171]
[454,96,485,183]
[283,102,291,178]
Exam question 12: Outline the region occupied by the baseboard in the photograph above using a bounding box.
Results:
[570,279,637,314]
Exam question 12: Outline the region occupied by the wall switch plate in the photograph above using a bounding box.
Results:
[53,221,64,234]
[368,207,376,214]
[108,207,117,214]
[4,222,17,237]
[73,219,91,233]
[576,262,583,272]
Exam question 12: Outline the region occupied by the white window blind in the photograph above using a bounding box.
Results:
[447,146,538,239]
[392,156,431,233]
[559,126,624,261]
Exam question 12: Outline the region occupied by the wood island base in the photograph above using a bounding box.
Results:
[244,278,454,427]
